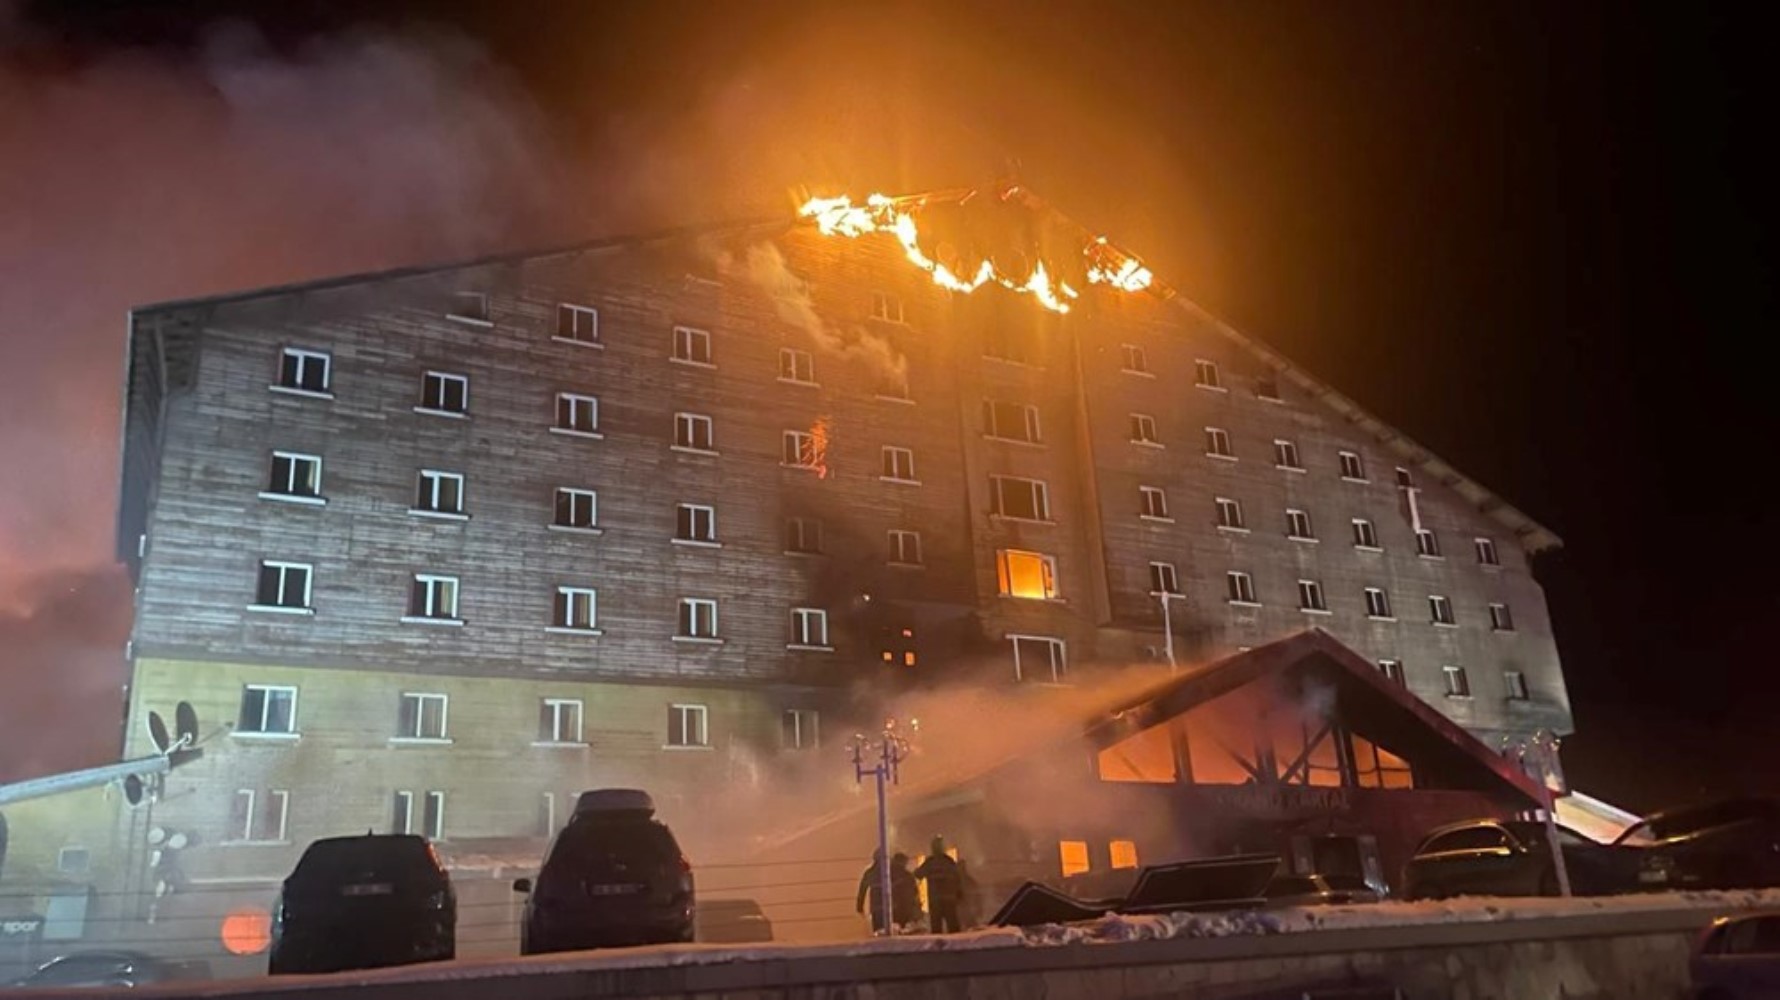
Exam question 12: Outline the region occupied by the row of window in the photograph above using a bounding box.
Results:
[1377,660,1531,702]
[1215,569,1515,629]
[1119,346,1280,402]
[1204,493,1499,564]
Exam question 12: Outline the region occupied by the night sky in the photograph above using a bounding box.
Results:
[2,1,1773,810]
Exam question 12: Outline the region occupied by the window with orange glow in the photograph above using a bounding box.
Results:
[1059,840,1090,878]
[1181,700,1261,785]
[997,549,1058,599]
[1109,840,1140,870]
[1352,733,1416,789]
[1097,724,1178,783]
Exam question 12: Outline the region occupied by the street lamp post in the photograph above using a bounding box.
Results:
[850,720,912,936]
[1504,729,1571,897]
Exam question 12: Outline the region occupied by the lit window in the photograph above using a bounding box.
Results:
[1475,537,1501,566]
[554,393,600,435]
[785,516,824,555]
[779,347,815,384]
[238,685,297,735]
[556,303,599,344]
[266,452,322,500]
[1415,529,1442,558]
[676,504,716,544]
[1129,413,1161,446]
[419,371,469,415]
[882,625,919,669]
[789,607,830,648]
[414,470,465,516]
[552,488,598,530]
[1011,635,1067,683]
[881,446,917,483]
[678,598,718,639]
[1120,344,1150,375]
[408,574,460,622]
[1286,508,1315,540]
[1489,603,1515,632]
[1215,497,1246,530]
[228,789,290,844]
[1149,562,1180,595]
[984,400,1042,443]
[674,412,715,452]
[1109,840,1140,870]
[1255,372,1281,401]
[668,704,708,747]
[1364,587,1393,619]
[1504,671,1529,701]
[1139,485,1170,520]
[997,549,1059,600]
[539,698,584,743]
[1194,359,1223,390]
[448,291,489,323]
[275,348,331,395]
[782,709,819,749]
[783,430,820,469]
[1226,571,1257,605]
[672,325,713,365]
[871,291,905,324]
[889,529,923,566]
[1273,439,1303,470]
[1443,665,1471,698]
[1338,451,1366,481]
[1429,594,1456,626]
[552,586,598,631]
[1352,518,1380,549]
[1205,427,1234,458]
[1297,579,1328,612]
[397,693,449,740]
[253,561,312,612]
[1379,659,1406,686]
[990,476,1051,521]
[1059,840,1090,878]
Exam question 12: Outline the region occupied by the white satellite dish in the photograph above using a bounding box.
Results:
[166,832,189,850]
[146,827,166,846]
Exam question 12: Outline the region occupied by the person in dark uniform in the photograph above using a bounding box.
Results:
[890,853,920,931]
[855,848,889,934]
[914,836,964,933]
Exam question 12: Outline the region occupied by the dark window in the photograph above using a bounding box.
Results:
[785,516,824,554]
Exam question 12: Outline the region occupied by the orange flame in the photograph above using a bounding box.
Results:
[798,193,1152,313]
[809,417,830,480]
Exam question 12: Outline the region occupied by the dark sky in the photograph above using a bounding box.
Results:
[3,1,1773,810]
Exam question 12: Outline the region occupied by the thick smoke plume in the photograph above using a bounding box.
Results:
[728,242,908,383]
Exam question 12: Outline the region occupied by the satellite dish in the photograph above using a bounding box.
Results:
[123,775,145,806]
[147,712,171,754]
[175,702,199,745]
[147,826,166,846]
[167,832,189,850]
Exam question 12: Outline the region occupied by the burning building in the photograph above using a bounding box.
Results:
[68,185,1567,952]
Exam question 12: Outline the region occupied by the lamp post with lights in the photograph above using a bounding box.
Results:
[850,718,914,935]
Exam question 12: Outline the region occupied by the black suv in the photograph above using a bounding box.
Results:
[268,834,456,974]
[1403,819,1638,898]
[1617,797,1780,891]
[516,789,695,953]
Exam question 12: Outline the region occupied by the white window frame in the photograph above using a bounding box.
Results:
[228,788,290,844]
[783,430,820,469]
[555,303,600,346]
[881,446,918,484]
[237,684,299,738]
[782,709,820,750]
[448,291,491,325]
[990,475,1052,522]
[1396,467,1415,489]
[1379,659,1406,686]
[1475,537,1501,566]
[778,347,817,385]
[553,392,601,438]
[1364,587,1395,620]
[888,529,923,567]
[262,451,324,504]
[1338,450,1367,482]
[395,692,450,742]
[538,698,585,745]
[673,411,716,453]
[1149,561,1180,595]
[1226,570,1258,606]
[677,597,720,642]
[1416,529,1443,559]
[1429,594,1456,627]
[997,549,1060,600]
[1139,485,1171,521]
[785,516,824,555]
[392,791,414,835]
[423,790,446,840]
[273,347,332,397]
[667,703,710,749]
[251,560,314,614]
[1194,359,1224,391]
[405,574,461,624]
[789,607,832,650]
[1443,665,1471,699]
[413,469,466,519]
[1120,344,1151,376]
[984,400,1043,444]
[1297,579,1330,614]
[1352,518,1381,550]
[552,487,599,532]
[1215,497,1247,532]
[1129,413,1162,447]
[675,503,718,546]
[1009,635,1067,684]
[1205,426,1235,460]
[1504,670,1529,701]
[417,370,469,416]
[1285,508,1315,541]
[1273,438,1304,471]
[870,291,905,324]
[1489,602,1515,632]
[672,324,714,366]
[550,586,600,634]
[1255,372,1282,401]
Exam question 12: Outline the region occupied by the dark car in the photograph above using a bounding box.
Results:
[1617,798,1780,891]
[1261,873,1384,908]
[695,898,774,943]
[1403,819,1638,899]
[515,789,695,954]
[6,951,178,988]
[267,833,456,975]
[1688,912,1780,999]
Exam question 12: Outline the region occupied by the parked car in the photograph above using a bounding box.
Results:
[1688,912,1780,999]
[1260,872,1384,908]
[6,950,179,988]
[1617,798,1780,891]
[267,833,456,975]
[696,898,774,943]
[515,789,695,954]
[1403,819,1638,899]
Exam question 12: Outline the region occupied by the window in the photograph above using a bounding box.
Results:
[1379,659,1406,686]
[1109,840,1140,870]
[397,693,449,740]
[275,347,331,395]
[668,704,709,747]
[782,709,819,750]
[539,698,584,743]
[889,529,923,566]
[1396,467,1415,489]
[881,446,917,482]
[1204,427,1234,459]
[1286,508,1315,540]
[448,291,489,323]
[785,516,824,554]
[1059,840,1090,878]
[1010,635,1067,683]
[238,685,297,736]
[1338,451,1367,481]
[983,326,1036,365]
[391,791,413,835]
[423,791,446,840]
[779,347,816,383]
[990,476,1051,521]
[882,625,919,669]
[790,607,830,648]
[408,574,461,622]
[1364,587,1393,619]
[1139,485,1170,520]
[997,550,1059,600]
[553,586,598,632]
[266,452,322,500]
[1120,344,1149,374]
[1226,571,1258,605]
[1429,594,1456,626]
[1443,665,1471,698]
[556,303,599,344]
[419,371,468,415]
[57,847,91,876]
[678,598,718,639]
[553,488,598,530]
[1475,537,1501,566]
[228,789,290,843]
[1255,372,1281,401]
[871,291,905,323]
[1215,497,1246,531]
[253,561,312,611]
[1297,579,1328,613]
[1504,671,1529,701]
[1129,413,1161,446]
[1273,439,1303,470]
[672,325,713,365]
[674,412,715,452]
[876,367,913,401]
[554,393,600,435]
[1489,603,1516,632]
[676,504,716,544]
[782,430,820,469]
[1415,529,1442,558]
[414,470,465,516]
[1352,518,1380,549]
[983,400,1042,443]
[538,793,558,838]
[1149,561,1180,595]
[1193,359,1223,389]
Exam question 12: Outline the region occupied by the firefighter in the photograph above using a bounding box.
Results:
[914,836,964,933]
